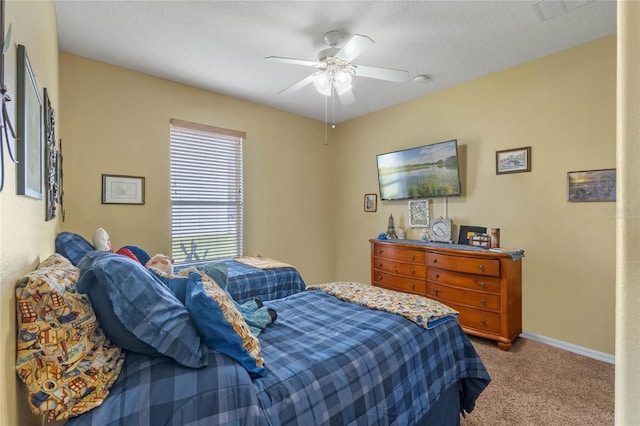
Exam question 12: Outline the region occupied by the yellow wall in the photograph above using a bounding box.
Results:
[331,36,616,355]
[0,1,59,425]
[59,53,333,285]
[0,7,622,424]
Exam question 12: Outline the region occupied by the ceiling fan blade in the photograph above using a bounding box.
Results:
[335,34,374,63]
[278,73,318,95]
[337,88,356,105]
[353,64,409,83]
[265,56,319,68]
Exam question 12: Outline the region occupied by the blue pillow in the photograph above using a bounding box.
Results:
[76,251,208,368]
[198,261,228,290]
[55,232,94,265]
[185,272,266,378]
[121,245,151,266]
[148,269,188,303]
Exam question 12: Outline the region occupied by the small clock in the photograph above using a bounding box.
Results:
[430,217,453,243]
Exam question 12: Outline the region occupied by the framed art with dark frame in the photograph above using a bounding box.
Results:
[16,44,43,199]
[567,168,616,202]
[364,193,377,212]
[102,174,145,205]
[44,88,58,220]
[457,225,487,245]
[496,146,531,175]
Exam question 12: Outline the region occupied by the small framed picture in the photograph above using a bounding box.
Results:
[408,199,429,227]
[567,169,616,202]
[102,174,145,205]
[457,225,487,245]
[496,146,531,174]
[364,193,377,212]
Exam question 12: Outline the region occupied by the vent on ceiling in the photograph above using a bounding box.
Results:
[532,0,595,22]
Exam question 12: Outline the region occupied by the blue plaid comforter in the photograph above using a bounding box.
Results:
[226,261,306,303]
[175,259,307,304]
[67,290,489,426]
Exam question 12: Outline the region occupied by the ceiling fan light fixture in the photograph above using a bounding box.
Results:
[313,69,353,96]
[333,69,352,92]
[313,72,333,96]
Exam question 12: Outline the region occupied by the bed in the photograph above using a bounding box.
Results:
[63,288,488,425]
[17,246,490,426]
[176,257,307,303]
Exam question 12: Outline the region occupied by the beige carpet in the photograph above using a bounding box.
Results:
[460,336,614,426]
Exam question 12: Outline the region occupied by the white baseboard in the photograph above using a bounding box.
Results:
[520,331,615,364]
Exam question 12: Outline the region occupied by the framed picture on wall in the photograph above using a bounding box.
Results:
[408,199,429,227]
[16,44,43,199]
[102,174,145,204]
[496,146,531,175]
[567,169,616,202]
[364,193,377,212]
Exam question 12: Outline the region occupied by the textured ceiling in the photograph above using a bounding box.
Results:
[54,0,616,123]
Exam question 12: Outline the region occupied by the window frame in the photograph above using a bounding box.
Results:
[169,119,245,264]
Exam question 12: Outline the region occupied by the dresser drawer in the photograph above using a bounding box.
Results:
[427,253,500,277]
[374,258,425,278]
[373,271,426,295]
[448,303,502,334]
[427,268,501,293]
[427,283,500,311]
[373,246,425,264]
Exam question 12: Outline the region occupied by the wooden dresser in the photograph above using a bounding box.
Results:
[370,239,522,350]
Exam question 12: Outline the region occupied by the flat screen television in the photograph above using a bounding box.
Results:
[376,139,462,201]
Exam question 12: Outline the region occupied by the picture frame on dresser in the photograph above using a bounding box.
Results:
[457,225,487,245]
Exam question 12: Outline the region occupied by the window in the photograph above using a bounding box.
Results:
[170,119,244,264]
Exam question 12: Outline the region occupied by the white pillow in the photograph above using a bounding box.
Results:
[92,227,113,252]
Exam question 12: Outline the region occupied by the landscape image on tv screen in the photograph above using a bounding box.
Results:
[377,140,462,200]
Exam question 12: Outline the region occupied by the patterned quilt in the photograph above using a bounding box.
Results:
[307,281,459,329]
[233,255,294,269]
[67,290,490,425]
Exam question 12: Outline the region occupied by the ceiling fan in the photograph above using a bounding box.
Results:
[265,30,409,105]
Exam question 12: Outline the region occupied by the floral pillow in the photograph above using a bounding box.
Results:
[15,254,125,421]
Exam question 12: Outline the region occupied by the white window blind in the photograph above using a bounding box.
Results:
[170,119,244,264]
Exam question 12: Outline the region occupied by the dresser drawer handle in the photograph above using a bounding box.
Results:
[377,276,382,281]
[378,264,383,268]
[433,288,439,296]
[410,255,416,260]
[378,250,384,254]
[479,282,486,288]
[479,265,485,271]
[410,268,415,275]
[410,283,415,290]
[480,319,486,325]
[480,299,486,304]
[434,273,439,278]
[432,258,438,263]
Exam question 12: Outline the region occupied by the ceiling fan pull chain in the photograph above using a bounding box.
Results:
[324,94,328,146]
[331,89,336,128]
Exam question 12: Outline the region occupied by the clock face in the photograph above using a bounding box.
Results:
[432,222,448,236]
[430,218,452,242]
